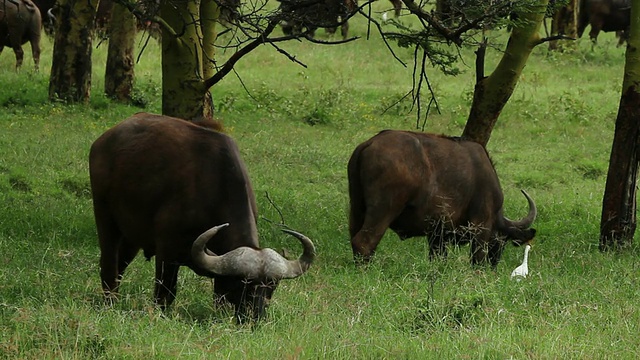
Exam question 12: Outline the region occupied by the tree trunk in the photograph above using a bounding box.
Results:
[49,0,99,103]
[599,1,640,251]
[201,0,220,80]
[105,3,136,102]
[461,0,549,146]
[160,0,214,121]
[549,0,578,51]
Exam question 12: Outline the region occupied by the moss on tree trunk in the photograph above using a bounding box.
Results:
[160,0,216,121]
[48,0,98,103]
[105,3,136,102]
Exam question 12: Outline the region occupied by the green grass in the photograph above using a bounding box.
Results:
[2,11,640,359]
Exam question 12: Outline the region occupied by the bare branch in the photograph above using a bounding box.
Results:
[303,35,358,44]
[270,43,309,68]
[263,191,286,225]
[356,7,407,67]
[536,34,575,45]
[203,17,281,89]
[475,37,487,82]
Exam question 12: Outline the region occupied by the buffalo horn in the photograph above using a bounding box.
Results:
[191,224,316,280]
[507,190,537,228]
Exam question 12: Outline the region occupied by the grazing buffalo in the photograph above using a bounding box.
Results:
[278,0,357,39]
[0,0,41,70]
[89,113,316,322]
[578,0,631,46]
[348,130,537,266]
[31,0,55,35]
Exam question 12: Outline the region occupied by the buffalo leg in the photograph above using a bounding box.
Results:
[96,209,124,301]
[487,236,506,268]
[154,260,180,310]
[214,277,254,323]
[101,239,139,302]
[8,30,25,70]
[351,205,404,262]
[340,21,349,40]
[469,229,492,265]
[589,16,602,45]
[427,221,449,259]
[116,242,139,283]
[429,238,448,259]
[99,238,121,301]
[390,0,401,17]
[29,38,40,71]
[11,46,24,70]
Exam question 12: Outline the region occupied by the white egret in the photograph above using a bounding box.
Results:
[510,244,531,281]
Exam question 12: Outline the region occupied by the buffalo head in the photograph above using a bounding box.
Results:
[191,224,316,321]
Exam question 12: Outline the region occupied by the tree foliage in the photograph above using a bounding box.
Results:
[364,0,565,144]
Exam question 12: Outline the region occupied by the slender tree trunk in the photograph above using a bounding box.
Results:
[599,0,640,251]
[549,0,578,51]
[49,0,99,103]
[105,3,136,102]
[461,0,549,146]
[160,0,213,121]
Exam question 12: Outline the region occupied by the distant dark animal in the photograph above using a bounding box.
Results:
[0,0,41,70]
[578,0,631,46]
[278,0,357,39]
[33,0,115,38]
[388,0,401,17]
[89,113,316,322]
[31,0,55,35]
[348,130,537,266]
[95,0,112,34]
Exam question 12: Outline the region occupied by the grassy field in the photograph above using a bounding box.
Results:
[2,9,640,359]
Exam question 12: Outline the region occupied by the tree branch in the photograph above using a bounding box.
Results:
[203,17,281,89]
[475,37,487,83]
[270,42,309,68]
[536,34,575,45]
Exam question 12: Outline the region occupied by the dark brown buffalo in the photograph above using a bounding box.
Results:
[348,130,537,266]
[278,0,357,39]
[578,0,631,45]
[89,113,315,322]
[31,0,55,35]
[0,0,41,70]
[389,0,401,17]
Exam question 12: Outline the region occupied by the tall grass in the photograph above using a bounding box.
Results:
[2,9,639,359]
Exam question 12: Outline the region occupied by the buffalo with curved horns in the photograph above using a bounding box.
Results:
[89,113,315,322]
[348,130,536,266]
[0,0,41,70]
